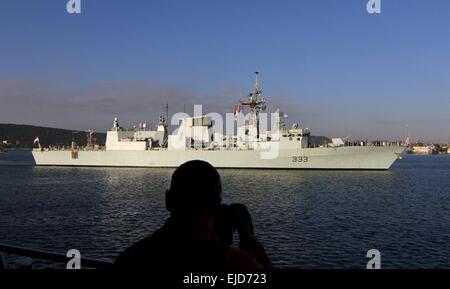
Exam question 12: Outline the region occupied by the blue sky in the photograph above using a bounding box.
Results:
[0,0,449,143]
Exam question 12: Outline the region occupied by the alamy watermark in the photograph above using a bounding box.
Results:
[66,249,81,269]
[366,249,381,269]
[367,0,382,14]
[66,0,81,14]
[63,248,382,269]
[170,104,281,160]
[65,1,381,15]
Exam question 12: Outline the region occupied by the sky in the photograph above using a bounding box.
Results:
[0,0,449,143]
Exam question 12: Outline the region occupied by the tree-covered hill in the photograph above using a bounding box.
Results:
[0,124,106,148]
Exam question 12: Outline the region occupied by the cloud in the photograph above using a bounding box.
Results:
[0,78,282,132]
[1,78,448,143]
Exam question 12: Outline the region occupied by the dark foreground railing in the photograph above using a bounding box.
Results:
[0,243,113,269]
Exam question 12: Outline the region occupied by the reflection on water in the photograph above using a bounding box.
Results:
[1,152,450,268]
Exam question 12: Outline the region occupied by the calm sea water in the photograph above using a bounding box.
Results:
[1,151,450,268]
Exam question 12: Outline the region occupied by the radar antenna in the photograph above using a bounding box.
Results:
[236,72,267,139]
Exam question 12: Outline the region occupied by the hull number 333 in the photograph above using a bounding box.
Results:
[292,156,309,163]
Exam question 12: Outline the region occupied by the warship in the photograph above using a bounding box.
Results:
[32,73,405,170]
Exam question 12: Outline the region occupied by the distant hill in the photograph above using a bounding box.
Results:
[0,124,106,148]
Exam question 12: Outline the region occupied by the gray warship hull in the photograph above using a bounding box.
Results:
[32,146,404,170]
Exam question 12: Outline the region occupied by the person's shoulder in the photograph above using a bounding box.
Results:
[113,226,170,268]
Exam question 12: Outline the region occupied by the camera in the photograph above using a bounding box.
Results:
[214,203,254,248]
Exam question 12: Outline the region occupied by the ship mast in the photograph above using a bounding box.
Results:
[237,72,267,139]
[166,103,169,122]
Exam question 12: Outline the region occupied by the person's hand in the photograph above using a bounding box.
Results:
[239,236,272,269]
[229,203,272,269]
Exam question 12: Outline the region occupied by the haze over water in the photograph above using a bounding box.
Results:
[1,151,450,268]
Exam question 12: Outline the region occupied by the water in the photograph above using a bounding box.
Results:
[1,151,450,268]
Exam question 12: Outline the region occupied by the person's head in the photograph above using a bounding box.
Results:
[166,160,222,219]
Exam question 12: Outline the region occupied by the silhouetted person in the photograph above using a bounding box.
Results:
[114,160,271,270]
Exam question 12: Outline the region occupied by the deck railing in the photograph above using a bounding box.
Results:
[0,243,113,269]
